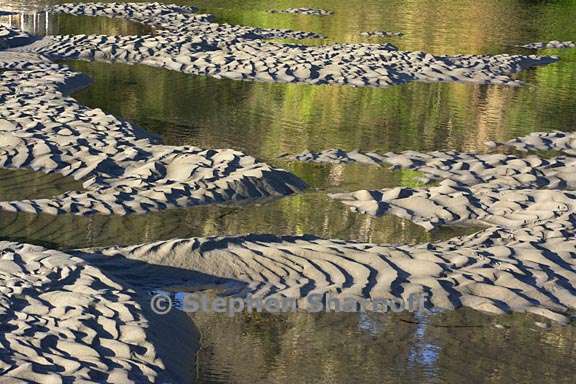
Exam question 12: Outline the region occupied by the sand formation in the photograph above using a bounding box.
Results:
[0,51,304,215]
[2,213,573,381]
[521,41,576,49]
[0,2,564,214]
[361,31,405,37]
[488,130,576,153]
[269,8,334,16]
[81,221,576,324]
[285,148,576,230]
[4,2,555,87]
[0,241,169,382]
[0,25,35,49]
[0,2,575,381]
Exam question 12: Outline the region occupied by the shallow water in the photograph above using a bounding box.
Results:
[0,9,153,36]
[1,1,576,383]
[191,310,576,384]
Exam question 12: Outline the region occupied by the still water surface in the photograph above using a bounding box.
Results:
[1,1,576,383]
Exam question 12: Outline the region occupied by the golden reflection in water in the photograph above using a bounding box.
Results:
[0,2,575,383]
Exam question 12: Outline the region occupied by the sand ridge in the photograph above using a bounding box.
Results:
[0,51,305,216]
[0,241,170,382]
[360,31,405,37]
[284,148,576,230]
[1,208,574,379]
[79,220,576,324]
[0,25,36,49]
[488,130,576,153]
[269,8,334,16]
[1,216,574,380]
[7,2,556,87]
[520,41,576,49]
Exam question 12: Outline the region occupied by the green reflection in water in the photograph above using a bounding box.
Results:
[0,168,83,201]
[0,166,472,250]
[5,0,576,54]
[66,53,576,159]
[49,13,154,36]
[0,2,575,383]
[47,13,154,36]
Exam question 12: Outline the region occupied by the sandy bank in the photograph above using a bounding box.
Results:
[1,216,574,379]
[269,8,334,16]
[0,51,304,216]
[521,41,576,49]
[77,224,575,324]
[283,148,576,230]
[0,240,197,383]
[5,2,556,87]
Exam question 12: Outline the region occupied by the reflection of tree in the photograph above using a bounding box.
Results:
[4,1,574,250]
[52,13,152,36]
[69,49,576,160]
[191,310,576,384]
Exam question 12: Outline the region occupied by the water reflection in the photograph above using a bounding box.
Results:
[0,7,153,36]
[0,168,83,201]
[1,1,576,383]
[0,11,49,35]
[67,56,576,158]
[191,310,576,384]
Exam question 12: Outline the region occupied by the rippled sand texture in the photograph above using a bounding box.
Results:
[521,41,576,49]
[285,148,576,229]
[0,2,575,383]
[0,24,31,48]
[268,8,334,16]
[0,241,167,382]
[17,2,560,87]
[1,216,575,380]
[0,50,304,215]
